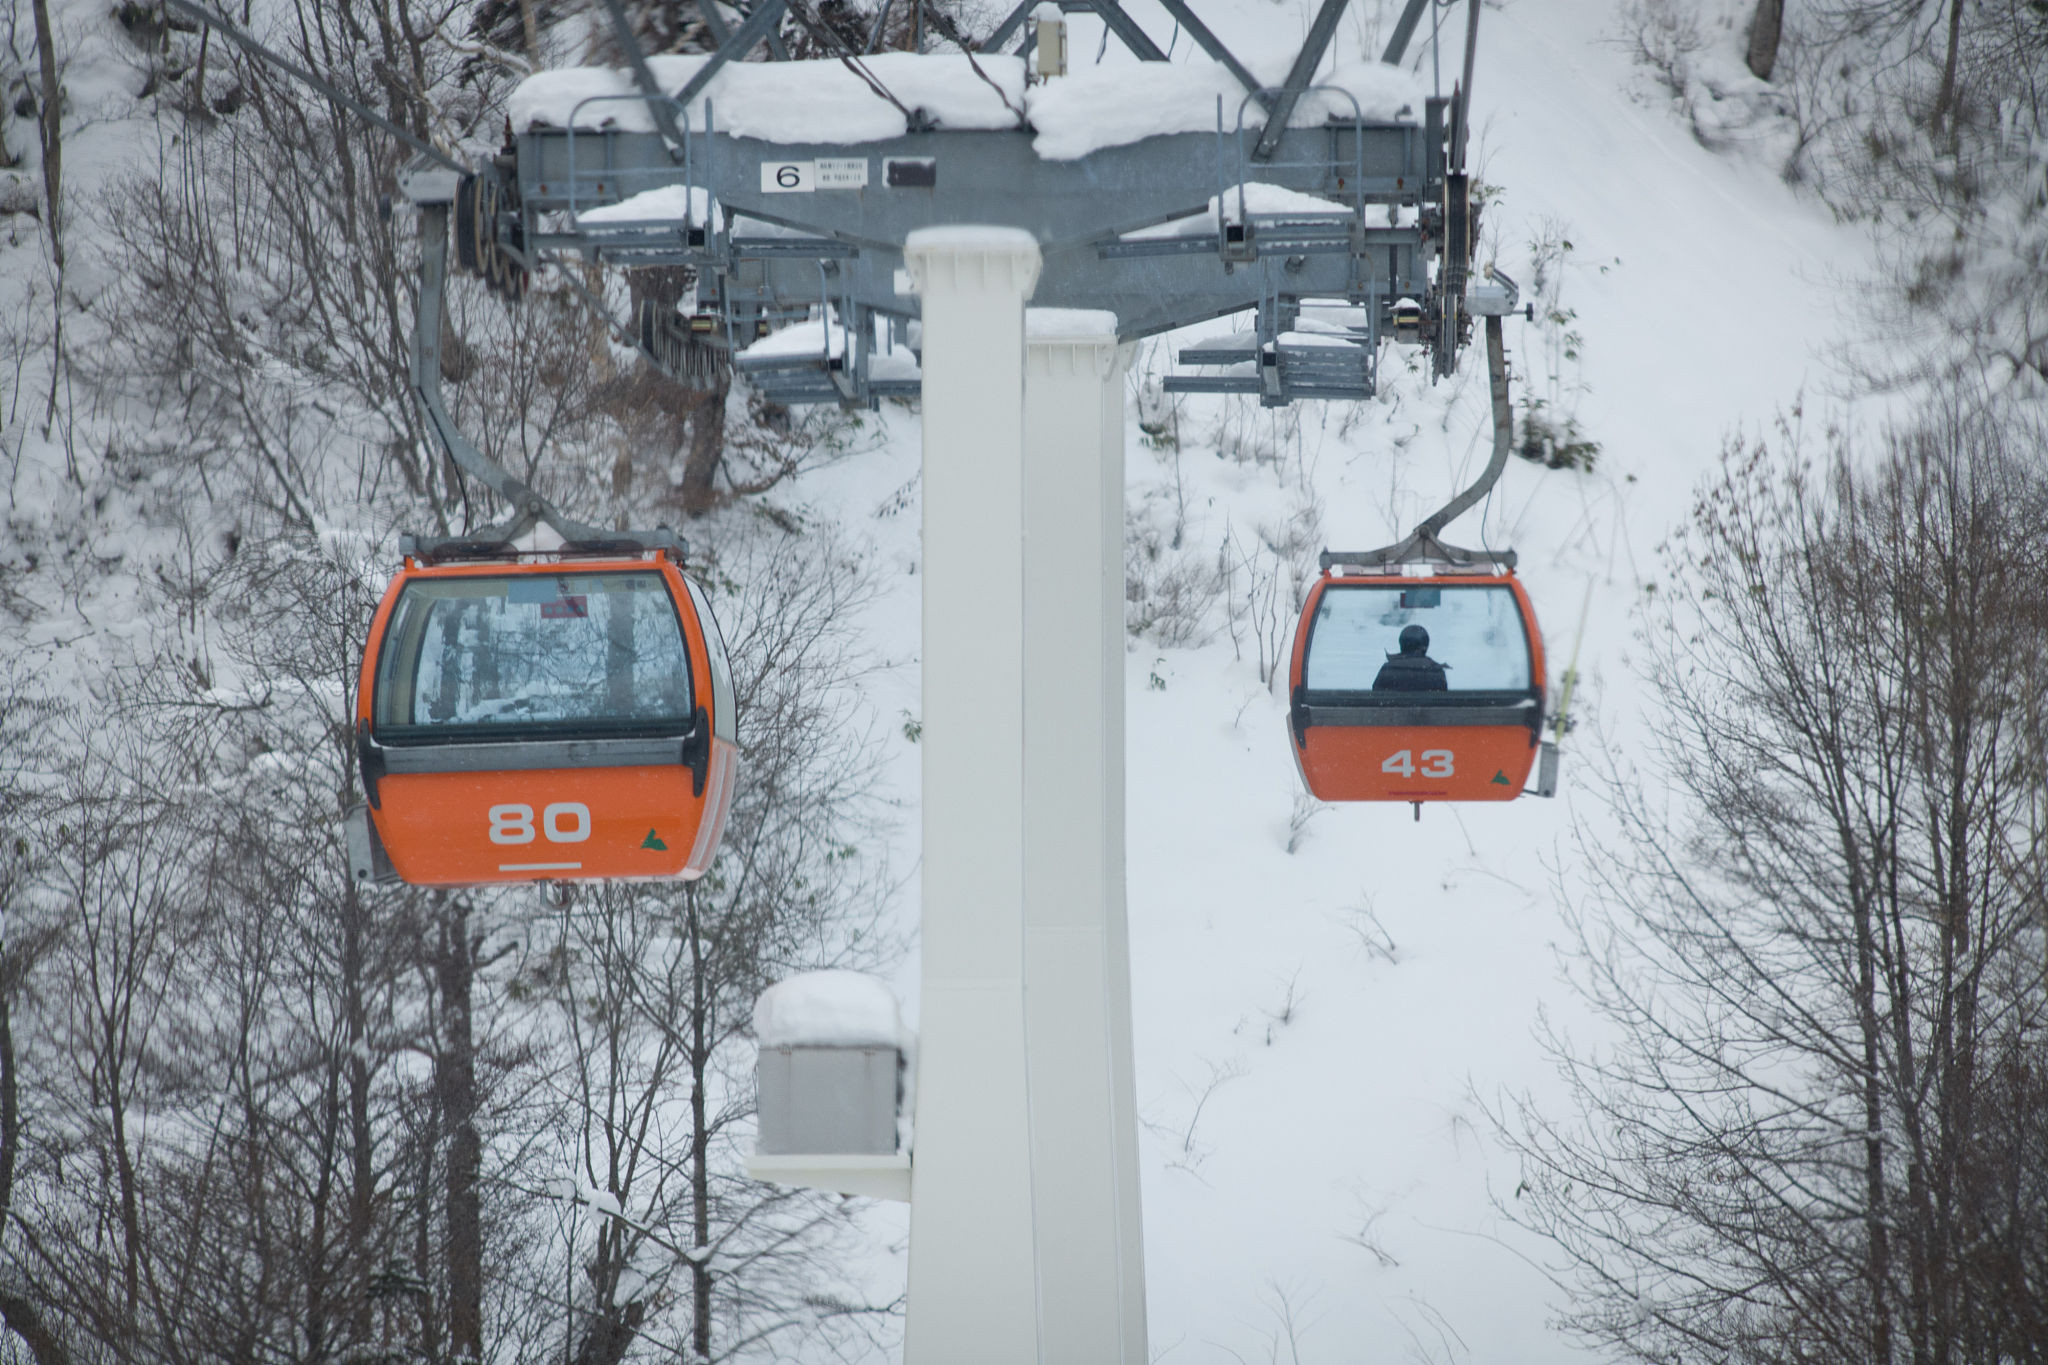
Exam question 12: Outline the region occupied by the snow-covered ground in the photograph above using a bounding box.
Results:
[1125,1,1868,1342]
[763,2,1875,1357]
[0,0,1885,1358]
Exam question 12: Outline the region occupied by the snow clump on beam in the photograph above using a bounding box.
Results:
[509,54,1426,160]
[753,970,911,1050]
[736,316,922,379]
[1118,182,1406,240]
[575,184,714,223]
[1027,58,1424,160]
[510,52,1026,145]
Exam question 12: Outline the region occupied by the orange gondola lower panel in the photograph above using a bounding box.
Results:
[346,549,739,887]
[1287,568,1545,803]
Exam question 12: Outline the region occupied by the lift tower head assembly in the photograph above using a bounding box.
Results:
[428,0,1484,408]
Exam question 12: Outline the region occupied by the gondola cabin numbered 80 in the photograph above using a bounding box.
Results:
[350,551,738,886]
[1287,568,1545,803]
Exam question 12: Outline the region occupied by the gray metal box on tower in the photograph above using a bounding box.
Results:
[755,1046,901,1156]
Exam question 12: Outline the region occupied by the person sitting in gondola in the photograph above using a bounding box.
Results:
[1372,624,1448,691]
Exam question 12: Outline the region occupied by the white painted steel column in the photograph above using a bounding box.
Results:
[903,227,1044,1365]
[1021,310,1147,1362]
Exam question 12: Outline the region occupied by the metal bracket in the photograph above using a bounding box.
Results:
[1467,265,1522,317]
[345,803,399,883]
[398,155,460,206]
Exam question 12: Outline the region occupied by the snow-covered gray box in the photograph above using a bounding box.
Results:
[752,971,910,1157]
[755,1046,901,1155]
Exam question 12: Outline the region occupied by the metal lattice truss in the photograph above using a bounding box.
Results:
[424,0,1490,408]
[165,0,1492,412]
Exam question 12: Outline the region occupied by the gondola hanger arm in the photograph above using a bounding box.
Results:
[1321,290,1517,573]
[410,205,629,555]
[1412,305,1512,541]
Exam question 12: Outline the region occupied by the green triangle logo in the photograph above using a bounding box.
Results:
[1491,770,1511,786]
[640,829,668,851]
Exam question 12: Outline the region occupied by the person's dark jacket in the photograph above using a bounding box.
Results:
[1371,653,1448,692]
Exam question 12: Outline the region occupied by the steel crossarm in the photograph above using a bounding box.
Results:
[1252,0,1353,159]
[599,0,690,160]
[1151,0,1272,107]
[676,0,794,108]
[1380,0,1431,64]
[1088,0,1169,60]
[986,0,1167,60]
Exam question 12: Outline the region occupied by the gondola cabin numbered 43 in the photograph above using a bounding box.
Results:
[349,550,738,886]
[1287,568,1546,803]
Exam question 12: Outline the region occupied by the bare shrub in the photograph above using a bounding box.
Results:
[1210,394,1302,470]
[1221,497,1322,688]
[1283,792,1320,856]
[1125,502,1224,648]
[1768,1,2048,384]
[1516,221,1601,473]
[1621,0,1705,98]
[1492,388,2048,1365]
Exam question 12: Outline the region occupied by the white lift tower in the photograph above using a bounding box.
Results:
[750,229,1145,1360]
[903,230,1145,1361]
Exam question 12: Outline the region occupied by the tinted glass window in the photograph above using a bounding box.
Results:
[1303,584,1531,692]
[373,571,693,732]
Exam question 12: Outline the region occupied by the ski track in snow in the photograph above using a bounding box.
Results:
[0,0,1881,1358]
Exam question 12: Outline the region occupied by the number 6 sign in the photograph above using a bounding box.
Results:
[761,161,814,193]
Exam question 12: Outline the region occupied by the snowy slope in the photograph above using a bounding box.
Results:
[765,1,1878,1358]
[0,0,1884,1358]
[1118,3,1869,1358]
[2,5,186,685]
[506,0,1877,1354]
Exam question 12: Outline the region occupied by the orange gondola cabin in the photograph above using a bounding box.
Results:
[1288,567,1545,803]
[350,548,738,886]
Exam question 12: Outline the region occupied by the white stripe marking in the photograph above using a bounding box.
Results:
[499,861,583,872]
